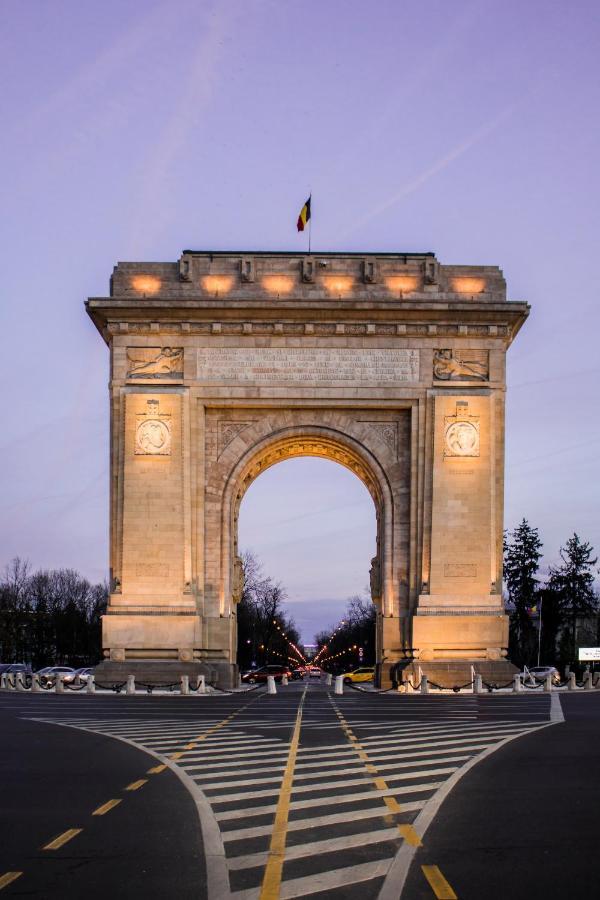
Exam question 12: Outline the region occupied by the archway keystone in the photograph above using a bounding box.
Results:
[86,250,528,687]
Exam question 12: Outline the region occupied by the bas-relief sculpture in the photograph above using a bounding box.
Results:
[127,347,183,378]
[433,349,488,381]
[86,250,529,689]
[135,399,172,456]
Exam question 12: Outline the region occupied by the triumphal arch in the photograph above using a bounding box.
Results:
[86,251,528,687]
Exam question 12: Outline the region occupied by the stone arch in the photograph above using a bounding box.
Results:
[219,425,395,668]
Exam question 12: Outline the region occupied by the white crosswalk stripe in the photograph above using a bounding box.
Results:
[30,686,551,899]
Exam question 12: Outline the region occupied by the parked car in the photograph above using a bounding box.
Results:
[343,667,376,684]
[36,666,75,685]
[289,669,305,681]
[519,666,560,684]
[63,667,94,684]
[241,664,291,684]
[0,663,31,675]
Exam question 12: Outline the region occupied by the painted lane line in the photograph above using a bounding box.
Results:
[296,747,475,771]
[234,858,392,900]
[421,864,457,899]
[147,764,167,774]
[215,781,444,820]
[221,800,426,842]
[43,828,83,850]
[209,767,452,803]
[398,823,422,846]
[259,685,307,900]
[228,825,400,870]
[0,873,22,891]
[92,799,122,816]
[125,778,147,791]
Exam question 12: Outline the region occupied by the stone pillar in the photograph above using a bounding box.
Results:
[180,675,190,695]
[334,675,344,695]
[87,675,96,694]
[126,674,135,695]
[55,674,64,694]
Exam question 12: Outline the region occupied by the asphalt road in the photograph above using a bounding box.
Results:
[0,683,595,899]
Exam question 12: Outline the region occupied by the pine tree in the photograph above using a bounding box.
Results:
[504,520,543,667]
[545,534,598,665]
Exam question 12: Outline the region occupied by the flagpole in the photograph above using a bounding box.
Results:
[308,194,312,254]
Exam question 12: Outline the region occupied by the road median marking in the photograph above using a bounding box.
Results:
[147,763,167,774]
[259,685,307,900]
[0,873,22,891]
[125,778,147,791]
[421,864,457,898]
[398,823,422,846]
[43,828,83,850]
[93,799,122,816]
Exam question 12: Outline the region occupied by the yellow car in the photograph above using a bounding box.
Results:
[343,667,375,684]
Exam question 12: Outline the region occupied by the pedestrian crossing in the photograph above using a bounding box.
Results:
[29,685,552,899]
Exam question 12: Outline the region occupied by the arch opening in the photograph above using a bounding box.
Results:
[220,426,395,676]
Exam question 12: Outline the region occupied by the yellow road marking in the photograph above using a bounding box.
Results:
[259,686,307,900]
[43,828,82,850]
[398,823,422,846]
[93,799,122,816]
[384,796,402,814]
[125,779,147,791]
[170,751,183,760]
[421,865,458,899]
[147,764,167,774]
[374,777,388,791]
[0,872,22,891]
[183,743,197,750]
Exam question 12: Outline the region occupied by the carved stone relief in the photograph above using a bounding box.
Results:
[433,349,488,382]
[127,347,183,379]
[370,556,381,602]
[359,422,398,458]
[218,421,255,458]
[444,402,480,458]
[232,555,244,603]
[135,399,172,456]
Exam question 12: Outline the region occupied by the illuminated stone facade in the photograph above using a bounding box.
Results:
[86,251,528,687]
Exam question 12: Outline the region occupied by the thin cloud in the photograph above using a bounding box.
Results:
[338,99,525,240]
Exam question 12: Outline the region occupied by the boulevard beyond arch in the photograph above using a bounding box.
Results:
[86,250,529,688]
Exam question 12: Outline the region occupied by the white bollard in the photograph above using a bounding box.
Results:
[326,673,332,686]
[544,674,553,692]
[0,673,6,690]
[593,672,600,688]
[32,673,41,693]
[567,672,576,691]
[267,675,277,695]
[513,674,522,693]
[55,674,64,694]
[16,673,27,691]
[126,674,135,695]
[473,674,483,694]
[420,675,429,695]
[334,675,344,695]
[281,674,288,686]
[180,675,190,695]
[87,674,95,693]
[198,674,207,694]
[585,671,593,691]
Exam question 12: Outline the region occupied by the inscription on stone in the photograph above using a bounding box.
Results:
[196,348,419,384]
[444,563,477,578]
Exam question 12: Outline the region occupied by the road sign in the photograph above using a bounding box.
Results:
[578,647,600,661]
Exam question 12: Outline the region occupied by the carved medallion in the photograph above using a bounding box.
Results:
[444,402,480,458]
[135,399,172,455]
[127,347,183,379]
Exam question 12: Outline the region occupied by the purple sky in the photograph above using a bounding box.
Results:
[1,1,599,641]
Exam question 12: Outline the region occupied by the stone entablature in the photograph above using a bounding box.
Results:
[86,250,529,688]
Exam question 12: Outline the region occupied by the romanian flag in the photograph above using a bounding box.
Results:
[297,195,311,232]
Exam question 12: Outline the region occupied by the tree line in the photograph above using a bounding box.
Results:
[236,552,304,671]
[504,523,599,669]
[0,558,108,668]
[314,595,376,672]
